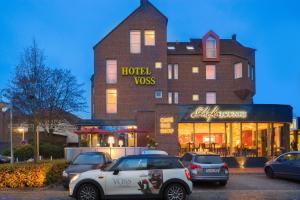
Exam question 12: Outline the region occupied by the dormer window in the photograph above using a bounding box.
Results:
[186,46,194,50]
[206,36,216,58]
[168,46,175,50]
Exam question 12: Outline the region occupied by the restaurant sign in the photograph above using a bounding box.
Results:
[190,106,248,122]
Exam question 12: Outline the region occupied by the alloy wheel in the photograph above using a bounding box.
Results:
[166,184,185,200]
[78,184,98,200]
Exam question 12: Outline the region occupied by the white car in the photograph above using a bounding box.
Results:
[69,155,192,200]
[141,149,168,155]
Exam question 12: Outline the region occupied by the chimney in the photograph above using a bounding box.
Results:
[232,34,237,41]
[140,0,148,6]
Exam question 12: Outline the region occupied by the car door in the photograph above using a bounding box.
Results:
[287,153,300,180]
[105,158,148,195]
[272,154,290,177]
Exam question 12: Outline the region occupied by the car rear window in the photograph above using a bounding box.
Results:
[195,155,223,164]
[73,154,104,165]
[148,158,183,169]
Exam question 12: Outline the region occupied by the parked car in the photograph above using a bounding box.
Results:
[181,152,229,186]
[69,154,192,200]
[264,151,300,181]
[62,152,112,188]
[141,149,168,155]
[0,154,10,164]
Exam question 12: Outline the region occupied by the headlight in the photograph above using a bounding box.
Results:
[62,170,68,177]
[70,174,80,183]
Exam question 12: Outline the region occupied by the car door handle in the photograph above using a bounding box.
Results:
[98,176,104,179]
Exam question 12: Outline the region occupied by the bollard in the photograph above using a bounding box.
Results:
[50,156,53,161]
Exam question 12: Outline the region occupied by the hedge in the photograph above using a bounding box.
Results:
[0,160,68,188]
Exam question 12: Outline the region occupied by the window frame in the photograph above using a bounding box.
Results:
[144,30,155,46]
[192,94,199,101]
[168,92,172,104]
[205,36,217,59]
[174,92,179,104]
[168,64,172,79]
[206,92,216,104]
[234,62,243,79]
[106,89,117,114]
[106,60,117,84]
[155,90,163,99]
[206,65,216,80]
[130,30,141,54]
[155,62,162,69]
[192,67,199,74]
[173,64,179,80]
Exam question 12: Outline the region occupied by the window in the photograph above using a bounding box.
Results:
[168,46,175,50]
[130,30,141,54]
[234,63,243,79]
[173,64,178,79]
[155,62,162,69]
[148,158,183,169]
[155,91,162,99]
[174,92,179,104]
[206,36,217,58]
[106,89,117,113]
[73,154,104,165]
[206,92,216,104]
[168,64,172,79]
[117,158,147,171]
[192,67,199,73]
[251,66,255,81]
[168,92,172,104]
[206,65,216,80]
[144,30,155,46]
[192,94,199,101]
[195,155,222,164]
[186,46,194,50]
[106,60,117,84]
[248,64,251,78]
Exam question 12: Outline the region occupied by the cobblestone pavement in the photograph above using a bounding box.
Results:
[0,174,299,200]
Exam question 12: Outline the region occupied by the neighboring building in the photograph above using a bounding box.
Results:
[81,0,293,156]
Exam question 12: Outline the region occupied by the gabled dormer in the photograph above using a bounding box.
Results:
[202,31,220,62]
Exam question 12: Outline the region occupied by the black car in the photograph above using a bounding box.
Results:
[0,154,10,164]
[62,152,112,188]
[264,151,300,181]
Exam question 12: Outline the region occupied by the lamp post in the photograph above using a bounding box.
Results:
[0,102,14,164]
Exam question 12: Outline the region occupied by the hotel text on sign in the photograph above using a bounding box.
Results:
[190,106,247,122]
[160,117,174,134]
[122,67,156,85]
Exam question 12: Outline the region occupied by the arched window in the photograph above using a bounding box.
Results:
[206,36,217,58]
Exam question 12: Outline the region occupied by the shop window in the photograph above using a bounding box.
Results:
[231,123,241,155]
[206,36,217,58]
[206,65,216,80]
[178,123,194,151]
[206,92,216,104]
[192,94,199,101]
[130,30,141,54]
[106,89,117,113]
[174,92,179,104]
[234,62,243,79]
[144,30,155,46]
[258,123,270,157]
[242,123,257,149]
[192,67,199,73]
[106,60,117,84]
[211,123,226,148]
[155,62,162,69]
[168,92,172,104]
[155,91,162,99]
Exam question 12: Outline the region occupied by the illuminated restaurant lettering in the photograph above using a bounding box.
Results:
[190,106,247,122]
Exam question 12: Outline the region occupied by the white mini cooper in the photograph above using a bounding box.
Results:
[69,155,193,200]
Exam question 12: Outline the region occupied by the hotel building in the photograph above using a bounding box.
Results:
[79,0,293,157]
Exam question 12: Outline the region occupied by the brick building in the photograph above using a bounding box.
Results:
[80,0,293,156]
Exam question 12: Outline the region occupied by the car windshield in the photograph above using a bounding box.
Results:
[73,154,104,165]
[195,155,223,164]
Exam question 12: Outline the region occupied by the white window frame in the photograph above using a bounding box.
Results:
[192,67,199,73]
[155,62,162,69]
[206,65,216,80]
[106,60,117,84]
[206,92,216,104]
[234,62,243,79]
[168,64,172,79]
[174,92,179,104]
[130,30,141,54]
[168,92,172,104]
[155,91,162,99]
[173,64,178,80]
[206,36,217,58]
[144,30,155,46]
[192,94,199,101]
[106,89,117,114]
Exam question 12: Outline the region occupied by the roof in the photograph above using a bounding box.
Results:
[93,0,167,49]
[167,39,255,59]
[76,119,136,126]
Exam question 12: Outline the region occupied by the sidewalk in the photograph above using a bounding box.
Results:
[229,167,264,174]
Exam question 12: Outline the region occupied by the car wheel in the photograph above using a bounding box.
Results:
[76,183,99,200]
[265,167,274,179]
[219,181,227,186]
[164,183,187,200]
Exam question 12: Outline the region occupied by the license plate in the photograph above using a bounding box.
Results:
[205,168,219,173]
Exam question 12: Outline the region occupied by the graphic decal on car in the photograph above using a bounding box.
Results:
[138,169,163,194]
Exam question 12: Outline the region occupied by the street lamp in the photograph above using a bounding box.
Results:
[18,127,25,142]
[0,102,14,164]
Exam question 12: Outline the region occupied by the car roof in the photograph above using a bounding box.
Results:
[79,152,105,155]
[121,154,177,159]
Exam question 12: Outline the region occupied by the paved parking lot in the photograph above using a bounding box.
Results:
[0,174,299,200]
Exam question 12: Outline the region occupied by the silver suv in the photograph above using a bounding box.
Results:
[181,152,229,186]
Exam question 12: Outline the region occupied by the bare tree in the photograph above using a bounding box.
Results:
[4,40,86,162]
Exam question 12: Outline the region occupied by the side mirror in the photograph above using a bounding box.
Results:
[113,169,120,175]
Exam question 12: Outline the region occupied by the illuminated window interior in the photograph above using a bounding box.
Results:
[192,67,199,73]
[144,30,155,46]
[106,89,117,113]
[106,60,117,84]
[234,62,243,79]
[206,65,216,79]
[206,36,217,58]
[130,30,141,54]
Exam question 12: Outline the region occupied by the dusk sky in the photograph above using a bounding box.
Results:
[0,0,299,119]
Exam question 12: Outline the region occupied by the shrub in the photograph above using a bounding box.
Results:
[0,160,68,188]
[40,143,64,159]
[2,145,34,161]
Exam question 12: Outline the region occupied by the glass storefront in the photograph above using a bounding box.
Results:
[178,122,284,157]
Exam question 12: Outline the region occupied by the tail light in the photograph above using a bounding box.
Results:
[223,163,229,169]
[184,169,191,180]
[190,163,201,170]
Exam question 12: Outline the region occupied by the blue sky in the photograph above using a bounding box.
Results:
[0,0,299,119]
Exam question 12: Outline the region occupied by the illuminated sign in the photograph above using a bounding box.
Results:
[160,117,174,134]
[122,67,156,85]
[190,106,247,122]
